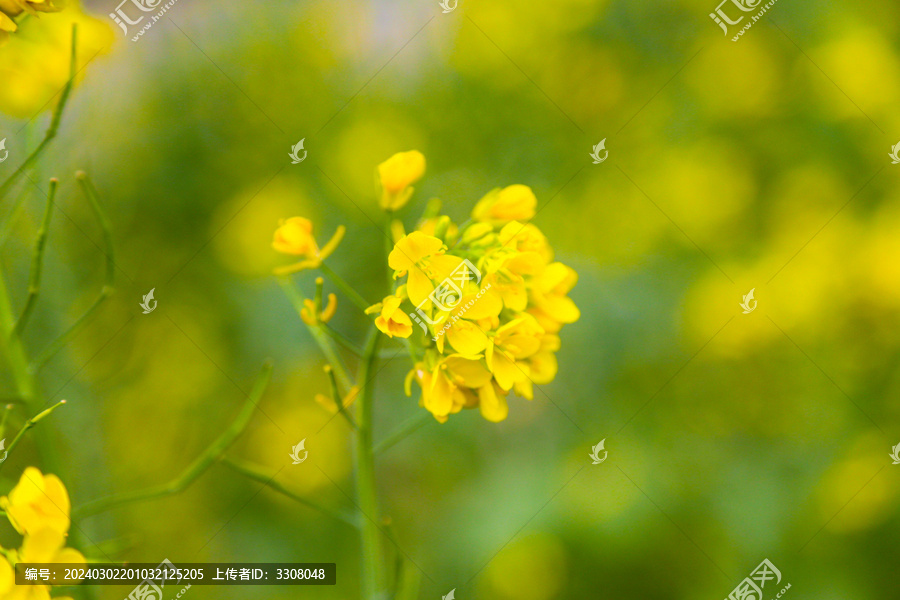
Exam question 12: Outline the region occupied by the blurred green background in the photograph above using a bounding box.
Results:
[2,0,900,598]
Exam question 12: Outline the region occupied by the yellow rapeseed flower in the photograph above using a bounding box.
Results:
[0,467,70,536]
[367,295,413,339]
[388,231,464,307]
[0,527,84,600]
[300,293,337,325]
[272,218,345,274]
[472,184,537,225]
[378,150,426,211]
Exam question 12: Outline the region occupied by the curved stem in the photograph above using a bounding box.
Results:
[220,456,359,529]
[355,326,384,599]
[75,362,273,518]
[373,408,431,455]
[278,277,353,391]
[319,261,371,312]
[0,400,67,472]
[11,179,57,337]
[33,173,115,370]
[0,25,78,203]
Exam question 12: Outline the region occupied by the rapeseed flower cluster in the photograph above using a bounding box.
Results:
[371,152,580,423]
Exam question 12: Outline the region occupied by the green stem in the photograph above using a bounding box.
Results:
[75,362,273,518]
[278,277,353,391]
[319,261,371,312]
[373,409,431,455]
[11,179,57,337]
[355,326,384,600]
[0,400,67,472]
[321,323,364,357]
[32,172,116,370]
[0,25,77,203]
[326,365,357,430]
[219,456,359,528]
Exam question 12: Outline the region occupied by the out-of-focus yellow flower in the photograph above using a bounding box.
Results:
[272,218,345,274]
[300,294,337,325]
[272,217,317,255]
[0,1,114,117]
[315,384,359,414]
[19,526,85,565]
[378,150,425,211]
[0,0,62,18]
[0,12,16,44]
[472,184,537,225]
[0,0,62,44]
[0,469,81,600]
[0,528,84,599]
[366,295,413,339]
[0,467,70,536]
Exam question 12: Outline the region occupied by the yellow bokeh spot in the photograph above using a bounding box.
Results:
[483,532,567,600]
[213,179,316,277]
[0,1,114,118]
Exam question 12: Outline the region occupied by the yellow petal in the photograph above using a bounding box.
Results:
[378,151,426,195]
[478,382,509,422]
[445,320,487,356]
[491,350,523,391]
[443,355,493,388]
[388,232,442,271]
[529,351,558,385]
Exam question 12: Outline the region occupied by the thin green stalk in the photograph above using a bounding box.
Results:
[355,326,384,600]
[321,323,364,356]
[0,399,67,472]
[33,172,115,369]
[373,409,431,455]
[320,261,371,312]
[11,179,57,337]
[75,362,273,518]
[325,365,357,430]
[321,323,403,360]
[278,277,353,391]
[76,172,115,286]
[0,25,78,203]
[0,272,37,405]
[220,456,359,528]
